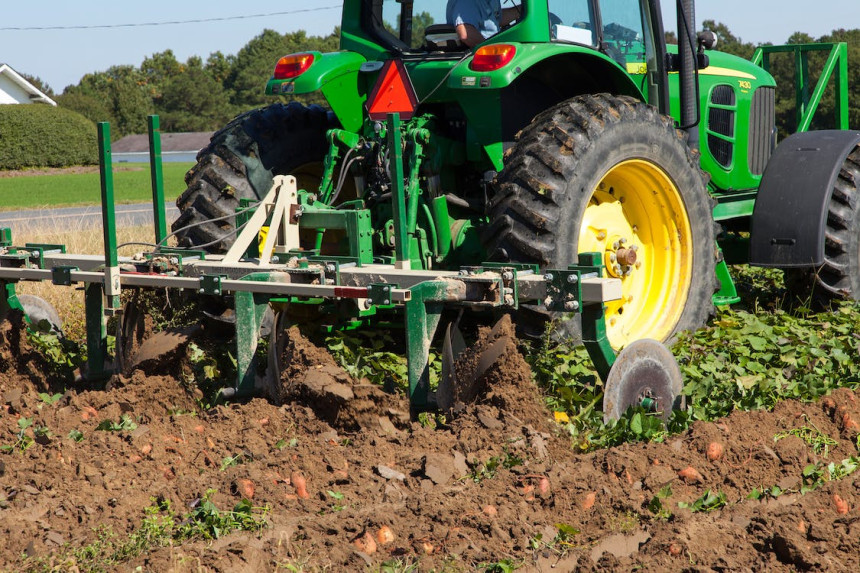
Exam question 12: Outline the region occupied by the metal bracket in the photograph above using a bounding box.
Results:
[199,275,225,296]
[368,283,395,307]
[52,266,78,286]
[544,270,583,313]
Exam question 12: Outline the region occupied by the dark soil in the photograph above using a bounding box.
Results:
[1,310,859,572]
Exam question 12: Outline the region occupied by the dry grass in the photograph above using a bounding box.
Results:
[12,220,168,342]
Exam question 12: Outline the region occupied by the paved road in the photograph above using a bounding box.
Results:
[0,203,180,231]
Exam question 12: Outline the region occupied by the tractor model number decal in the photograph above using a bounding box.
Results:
[737,80,752,92]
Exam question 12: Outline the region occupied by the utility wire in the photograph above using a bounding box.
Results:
[0,6,341,31]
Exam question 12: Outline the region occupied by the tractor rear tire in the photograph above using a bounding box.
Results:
[484,94,717,348]
[785,146,860,305]
[172,102,332,251]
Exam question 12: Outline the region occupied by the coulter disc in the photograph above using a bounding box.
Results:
[602,338,683,423]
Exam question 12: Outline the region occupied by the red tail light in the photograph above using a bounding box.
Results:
[274,53,315,79]
[470,44,517,72]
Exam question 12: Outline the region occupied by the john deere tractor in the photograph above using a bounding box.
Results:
[173,0,858,352]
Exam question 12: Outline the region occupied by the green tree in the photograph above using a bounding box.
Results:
[20,73,54,97]
[64,65,152,137]
[205,51,236,84]
[140,50,183,100]
[158,61,234,131]
[55,91,113,125]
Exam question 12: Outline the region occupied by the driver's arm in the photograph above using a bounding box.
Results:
[454,23,486,47]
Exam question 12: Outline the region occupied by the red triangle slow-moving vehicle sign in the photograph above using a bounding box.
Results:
[365,59,419,121]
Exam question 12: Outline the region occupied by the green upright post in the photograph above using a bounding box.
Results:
[404,281,446,414]
[97,122,121,311]
[836,43,849,130]
[387,113,410,268]
[147,115,168,246]
[795,48,809,131]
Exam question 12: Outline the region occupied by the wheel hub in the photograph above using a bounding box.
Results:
[579,159,693,349]
[603,236,640,279]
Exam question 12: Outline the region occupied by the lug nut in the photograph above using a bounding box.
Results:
[567,274,579,284]
[564,301,580,312]
[544,273,554,282]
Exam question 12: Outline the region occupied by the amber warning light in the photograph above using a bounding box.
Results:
[470,44,517,72]
[366,59,419,121]
[274,53,315,79]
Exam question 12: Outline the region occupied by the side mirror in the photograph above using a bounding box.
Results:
[697,30,718,51]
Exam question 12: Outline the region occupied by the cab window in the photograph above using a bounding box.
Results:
[598,0,648,69]
[547,0,598,46]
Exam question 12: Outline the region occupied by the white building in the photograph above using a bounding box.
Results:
[0,63,56,106]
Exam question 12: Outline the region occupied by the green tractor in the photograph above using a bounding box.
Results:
[172,0,857,353]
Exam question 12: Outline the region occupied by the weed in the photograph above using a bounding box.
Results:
[774,415,837,457]
[467,449,523,483]
[220,451,253,472]
[275,437,299,450]
[38,392,63,405]
[607,510,641,533]
[176,490,269,540]
[27,329,84,381]
[530,522,580,558]
[325,490,346,512]
[95,414,138,432]
[374,558,420,573]
[479,559,520,573]
[325,330,441,391]
[678,490,728,513]
[1,417,34,453]
[801,455,860,493]
[647,485,674,520]
[67,429,84,442]
[747,485,786,500]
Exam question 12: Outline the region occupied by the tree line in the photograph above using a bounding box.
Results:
[22,22,859,139]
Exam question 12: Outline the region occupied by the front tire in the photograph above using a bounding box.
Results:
[484,94,716,348]
[785,147,860,305]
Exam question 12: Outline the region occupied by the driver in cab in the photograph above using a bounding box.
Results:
[446,0,520,47]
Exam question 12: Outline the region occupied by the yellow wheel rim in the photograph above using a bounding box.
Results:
[578,159,693,349]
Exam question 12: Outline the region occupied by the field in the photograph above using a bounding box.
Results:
[0,163,191,210]
[2,175,860,572]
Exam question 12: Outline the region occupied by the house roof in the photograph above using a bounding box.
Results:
[0,63,56,106]
[112,132,214,153]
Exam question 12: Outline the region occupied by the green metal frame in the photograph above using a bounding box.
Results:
[753,43,850,132]
[147,115,168,245]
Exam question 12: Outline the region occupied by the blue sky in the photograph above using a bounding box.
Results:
[1,1,857,93]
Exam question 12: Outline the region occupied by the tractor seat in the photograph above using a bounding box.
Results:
[423,24,463,51]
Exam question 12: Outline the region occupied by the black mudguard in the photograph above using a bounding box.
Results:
[750,130,860,267]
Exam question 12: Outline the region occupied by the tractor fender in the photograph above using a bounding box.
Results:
[749,130,860,267]
[265,51,367,132]
[447,44,641,98]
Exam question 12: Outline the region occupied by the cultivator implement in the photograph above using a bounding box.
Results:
[0,116,684,420]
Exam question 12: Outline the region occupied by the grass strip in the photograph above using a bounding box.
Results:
[0,163,192,210]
